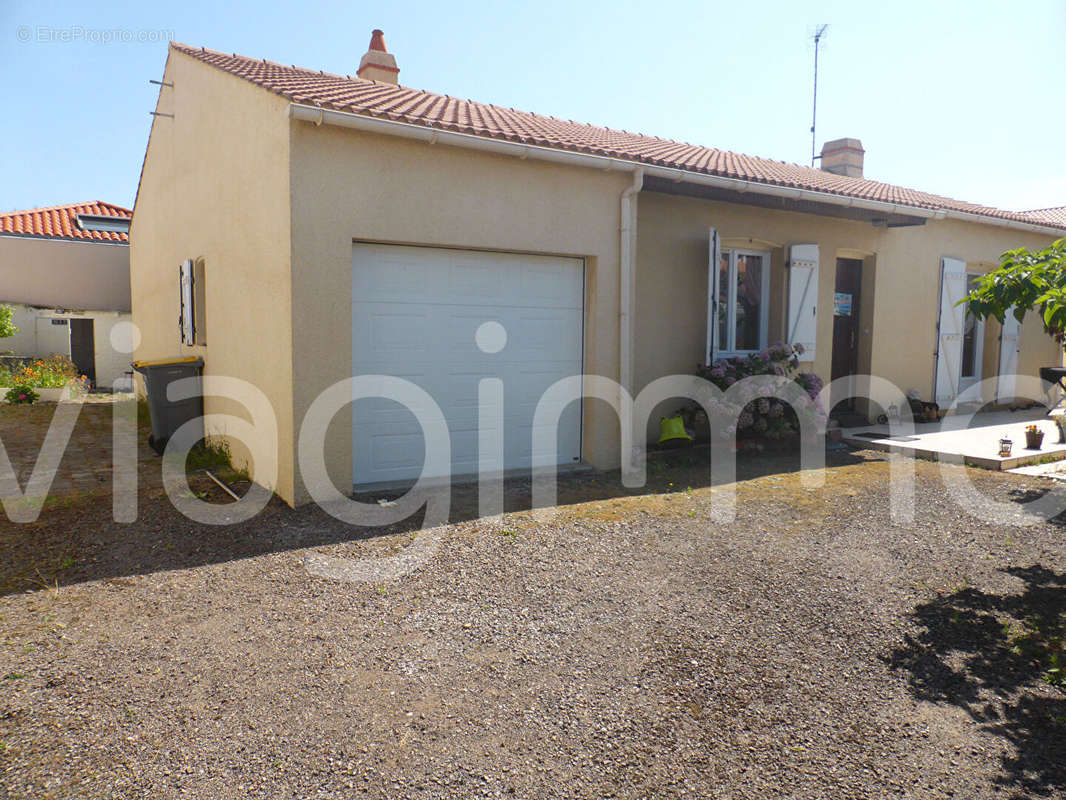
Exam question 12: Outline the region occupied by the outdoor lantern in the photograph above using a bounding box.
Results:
[658,414,693,446]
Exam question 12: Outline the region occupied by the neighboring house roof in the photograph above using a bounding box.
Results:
[1024,206,1066,228]
[0,201,131,243]
[171,42,1065,233]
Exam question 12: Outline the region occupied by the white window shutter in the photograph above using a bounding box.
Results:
[934,256,968,405]
[706,227,721,363]
[996,306,1021,402]
[787,244,819,360]
[179,258,195,345]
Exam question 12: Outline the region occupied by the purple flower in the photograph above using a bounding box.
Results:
[725,376,737,385]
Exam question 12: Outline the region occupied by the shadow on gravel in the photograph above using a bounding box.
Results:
[0,446,872,597]
[886,565,1066,797]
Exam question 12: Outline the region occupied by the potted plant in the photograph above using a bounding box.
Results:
[1025,424,1045,450]
[999,437,1013,457]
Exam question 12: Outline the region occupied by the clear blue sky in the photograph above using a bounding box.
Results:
[2,0,1064,214]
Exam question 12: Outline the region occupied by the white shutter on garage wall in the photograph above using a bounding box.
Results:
[787,244,819,360]
[935,256,968,405]
[706,227,721,363]
[996,306,1022,401]
[179,259,195,345]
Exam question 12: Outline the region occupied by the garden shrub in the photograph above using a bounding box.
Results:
[681,343,827,442]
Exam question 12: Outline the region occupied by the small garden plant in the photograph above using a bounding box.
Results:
[4,385,39,405]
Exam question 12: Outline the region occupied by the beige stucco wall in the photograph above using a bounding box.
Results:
[130,48,295,500]
[288,122,630,503]
[635,191,1061,426]
[872,218,1060,402]
[0,235,129,311]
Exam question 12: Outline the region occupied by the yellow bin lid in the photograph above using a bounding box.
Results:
[131,356,202,368]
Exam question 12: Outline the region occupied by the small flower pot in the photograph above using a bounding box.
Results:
[1025,430,1045,450]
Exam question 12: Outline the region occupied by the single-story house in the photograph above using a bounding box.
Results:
[0,201,133,388]
[130,33,1066,507]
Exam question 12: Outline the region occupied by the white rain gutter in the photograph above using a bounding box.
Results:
[288,103,1066,237]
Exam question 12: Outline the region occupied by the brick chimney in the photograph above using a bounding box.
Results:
[357,29,399,84]
[819,138,865,178]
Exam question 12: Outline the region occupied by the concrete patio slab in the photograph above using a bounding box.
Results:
[842,408,1066,470]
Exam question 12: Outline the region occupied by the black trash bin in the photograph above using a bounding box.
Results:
[132,357,205,455]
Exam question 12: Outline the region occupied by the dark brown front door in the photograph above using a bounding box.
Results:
[831,259,862,386]
[69,318,96,386]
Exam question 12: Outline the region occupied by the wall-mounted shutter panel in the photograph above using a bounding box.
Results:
[787,243,819,360]
[996,306,1021,401]
[706,227,721,363]
[179,258,195,345]
[934,256,968,405]
[192,259,207,346]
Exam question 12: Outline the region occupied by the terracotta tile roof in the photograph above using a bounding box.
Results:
[1024,206,1066,227]
[0,201,131,243]
[171,43,1066,232]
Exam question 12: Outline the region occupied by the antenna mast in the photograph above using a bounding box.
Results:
[810,24,828,167]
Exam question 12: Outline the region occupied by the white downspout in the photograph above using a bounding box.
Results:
[619,167,644,471]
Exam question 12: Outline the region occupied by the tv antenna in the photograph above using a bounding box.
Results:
[810,24,828,166]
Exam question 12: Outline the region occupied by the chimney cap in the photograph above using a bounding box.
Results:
[369,29,388,52]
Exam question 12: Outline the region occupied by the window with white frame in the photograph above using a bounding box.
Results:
[715,248,770,357]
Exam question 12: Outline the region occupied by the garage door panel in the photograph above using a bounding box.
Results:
[520,261,584,305]
[354,308,431,354]
[448,260,506,299]
[353,244,584,485]
[511,411,582,464]
[354,249,445,302]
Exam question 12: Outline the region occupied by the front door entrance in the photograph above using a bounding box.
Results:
[831,259,862,409]
[69,318,96,387]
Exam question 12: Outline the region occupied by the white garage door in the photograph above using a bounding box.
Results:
[352,243,584,485]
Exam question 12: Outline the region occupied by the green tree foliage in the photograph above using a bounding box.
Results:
[0,305,16,339]
[964,238,1066,345]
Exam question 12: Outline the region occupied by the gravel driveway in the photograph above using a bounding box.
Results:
[1,451,1064,799]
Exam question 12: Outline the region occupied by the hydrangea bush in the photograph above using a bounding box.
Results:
[681,342,827,442]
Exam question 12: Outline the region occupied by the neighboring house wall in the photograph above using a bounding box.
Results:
[1,302,134,388]
[0,235,130,311]
[0,304,133,388]
[130,49,294,498]
[288,123,630,504]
